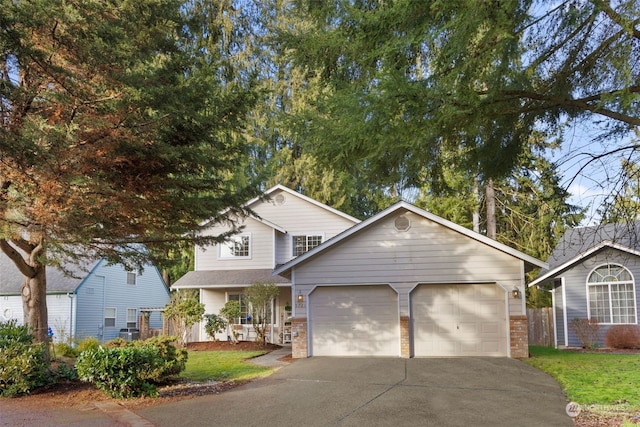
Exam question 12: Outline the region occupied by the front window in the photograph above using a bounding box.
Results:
[104,307,116,328]
[220,235,251,258]
[587,264,636,324]
[293,234,323,257]
[228,294,249,324]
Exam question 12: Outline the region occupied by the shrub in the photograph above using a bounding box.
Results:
[104,337,127,348]
[55,342,79,357]
[204,314,226,341]
[76,346,162,398]
[51,363,78,382]
[605,325,640,349]
[76,337,100,353]
[77,336,187,398]
[0,320,48,397]
[570,318,601,349]
[105,336,187,379]
[136,336,188,380]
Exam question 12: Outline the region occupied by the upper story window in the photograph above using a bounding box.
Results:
[292,234,323,257]
[587,264,637,324]
[126,271,137,286]
[219,234,251,259]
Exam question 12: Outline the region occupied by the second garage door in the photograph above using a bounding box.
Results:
[412,284,507,357]
[309,285,399,356]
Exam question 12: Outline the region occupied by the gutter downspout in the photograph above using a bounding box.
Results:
[67,292,75,342]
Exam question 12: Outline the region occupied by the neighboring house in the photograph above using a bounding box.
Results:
[171,185,360,344]
[0,251,170,343]
[529,222,640,348]
[174,184,546,358]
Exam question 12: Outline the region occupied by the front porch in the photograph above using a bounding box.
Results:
[198,286,292,345]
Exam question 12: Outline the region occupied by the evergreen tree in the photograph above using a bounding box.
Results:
[276,0,639,209]
[0,0,260,346]
[415,135,584,307]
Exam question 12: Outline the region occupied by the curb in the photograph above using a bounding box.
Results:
[94,401,155,426]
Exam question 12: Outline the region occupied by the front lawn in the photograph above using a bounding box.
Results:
[182,350,273,382]
[525,346,640,410]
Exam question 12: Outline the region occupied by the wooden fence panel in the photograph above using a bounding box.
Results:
[527,307,554,347]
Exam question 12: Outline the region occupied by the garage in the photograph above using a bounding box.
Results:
[309,285,399,356]
[412,284,507,357]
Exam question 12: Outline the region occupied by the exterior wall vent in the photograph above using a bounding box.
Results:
[274,193,286,205]
[394,215,411,232]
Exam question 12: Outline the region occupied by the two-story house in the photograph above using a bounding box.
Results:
[175,185,545,358]
[0,251,169,343]
[171,185,360,343]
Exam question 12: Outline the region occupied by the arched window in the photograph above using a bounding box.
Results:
[587,264,636,324]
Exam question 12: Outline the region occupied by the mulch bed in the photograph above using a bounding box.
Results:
[186,340,282,352]
[2,341,286,411]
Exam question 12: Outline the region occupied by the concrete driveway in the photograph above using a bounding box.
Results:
[137,357,572,427]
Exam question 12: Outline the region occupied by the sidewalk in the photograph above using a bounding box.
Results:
[250,344,292,368]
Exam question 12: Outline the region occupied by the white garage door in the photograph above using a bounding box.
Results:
[412,284,507,357]
[309,285,399,356]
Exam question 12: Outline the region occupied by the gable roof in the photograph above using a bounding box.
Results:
[529,222,640,287]
[273,201,547,277]
[251,185,361,224]
[201,185,360,231]
[0,251,98,295]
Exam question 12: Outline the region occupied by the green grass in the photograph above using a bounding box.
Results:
[181,351,274,382]
[525,346,640,409]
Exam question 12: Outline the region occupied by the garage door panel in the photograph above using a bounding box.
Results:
[412,284,507,357]
[310,285,399,357]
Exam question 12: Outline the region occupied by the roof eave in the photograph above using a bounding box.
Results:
[529,240,640,287]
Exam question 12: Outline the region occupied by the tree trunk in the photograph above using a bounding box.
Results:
[21,264,48,344]
[473,179,481,233]
[0,239,50,360]
[162,269,170,287]
[486,178,496,240]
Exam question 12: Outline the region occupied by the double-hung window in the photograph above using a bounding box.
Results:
[127,308,137,328]
[104,307,116,328]
[587,264,637,324]
[228,294,249,324]
[292,234,323,257]
[220,234,251,259]
[126,271,137,286]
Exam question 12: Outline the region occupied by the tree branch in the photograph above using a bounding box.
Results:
[0,239,37,278]
[594,0,640,40]
[562,144,640,189]
[500,87,640,126]
[10,237,36,254]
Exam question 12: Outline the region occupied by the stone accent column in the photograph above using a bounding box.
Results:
[510,315,529,358]
[400,316,410,358]
[292,317,308,358]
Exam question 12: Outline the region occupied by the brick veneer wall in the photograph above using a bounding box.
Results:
[510,315,529,358]
[400,316,410,358]
[292,317,308,358]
